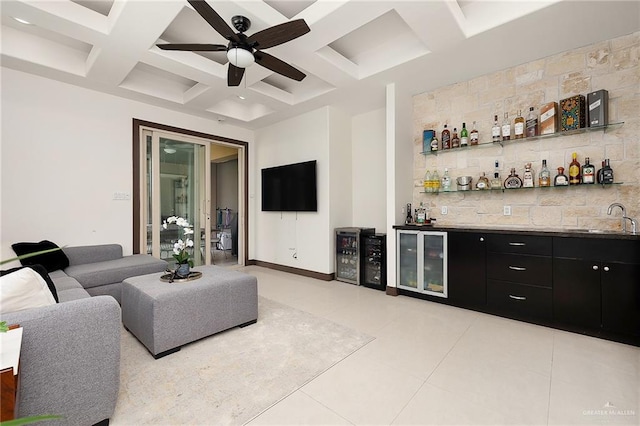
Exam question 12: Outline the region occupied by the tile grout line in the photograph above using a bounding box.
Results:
[546,331,556,426]
[388,314,479,425]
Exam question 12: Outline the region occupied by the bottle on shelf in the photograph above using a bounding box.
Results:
[538,159,551,187]
[582,157,595,184]
[476,172,490,190]
[598,159,614,184]
[442,125,451,150]
[569,152,581,185]
[416,202,427,224]
[492,115,501,143]
[441,168,452,191]
[523,162,534,187]
[430,135,439,152]
[514,110,525,139]
[460,123,469,147]
[423,169,431,193]
[554,167,569,186]
[451,127,460,148]
[504,168,523,189]
[502,112,511,141]
[525,107,538,137]
[405,203,413,224]
[470,121,479,145]
[491,160,502,189]
[432,169,441,193]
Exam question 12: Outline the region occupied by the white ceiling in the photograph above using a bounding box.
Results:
[1,0,638,130]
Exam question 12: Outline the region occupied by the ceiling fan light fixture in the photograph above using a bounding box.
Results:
[163,147,177,154]
[227,47,254,68]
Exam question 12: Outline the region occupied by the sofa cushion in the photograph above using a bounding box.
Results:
[63,244,123,266]
[57,288,92,303]
[11,240,69,272]
[0,267,57,313]
[1,265,59,303]
[52,274,85,292]
[65,255,168,289]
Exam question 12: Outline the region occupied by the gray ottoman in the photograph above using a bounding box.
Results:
[121,265,258,358]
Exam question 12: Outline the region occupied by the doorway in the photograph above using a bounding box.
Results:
[133,119,248,266]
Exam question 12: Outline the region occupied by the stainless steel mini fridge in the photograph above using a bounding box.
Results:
[335,227,375,284]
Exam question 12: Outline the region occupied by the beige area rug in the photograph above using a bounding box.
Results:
[112,297,374,425]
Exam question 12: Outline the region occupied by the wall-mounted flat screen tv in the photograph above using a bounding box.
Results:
[261,160,317,212]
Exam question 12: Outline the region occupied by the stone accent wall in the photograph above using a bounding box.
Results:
[412,31,639,232]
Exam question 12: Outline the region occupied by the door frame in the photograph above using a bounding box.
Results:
[132,119,249,265]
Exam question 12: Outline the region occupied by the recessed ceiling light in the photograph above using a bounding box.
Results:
[13,17,31,25]
[237,95,246,100]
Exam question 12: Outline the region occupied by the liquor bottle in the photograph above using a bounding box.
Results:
[430,135,439,152]
[416,202,426,224]
[432,169,440,193]
[504,168,523,189]
[492,115,501,143]
[538,159,551,187]
[569,152,581,185]
[405,203,413,224]
[476,172,490,190]
[423,170,431,193]
[502,112,511,141]
[441,168,451,192]
[451,127,460,148]
[442,125,451,150]
[490,160,502,189]
[460,123,469,147]
[522,163,534,187]
[582,157,595,184]
[554,167,569,186]
[514,110,525,139]
[470,121,479,145]
[598,159,614,184]
[525,107,538,137]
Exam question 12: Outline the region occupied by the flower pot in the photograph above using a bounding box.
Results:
[176,263,190,278]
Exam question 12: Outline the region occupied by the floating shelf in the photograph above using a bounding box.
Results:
[421,182,623,194]
[420,122,624,155]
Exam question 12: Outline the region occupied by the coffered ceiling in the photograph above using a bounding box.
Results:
[1,1,638,130]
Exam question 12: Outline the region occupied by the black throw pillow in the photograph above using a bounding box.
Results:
[0,264,59,303]
[11,240,69,272]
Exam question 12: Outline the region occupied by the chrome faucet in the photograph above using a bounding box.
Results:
[623,217,638,235]
[607,203,629,232]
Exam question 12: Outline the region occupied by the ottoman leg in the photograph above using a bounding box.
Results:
[238,319,257,328]
[153,347,181,359]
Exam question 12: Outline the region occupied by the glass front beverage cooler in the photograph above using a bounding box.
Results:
[396,230,447,297]
[335,227,375,285]
[362,233,387,291]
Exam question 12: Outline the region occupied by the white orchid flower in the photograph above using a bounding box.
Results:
[176,218,190,227]
[183,228,194,235]
[162,221,168,229]
[186,239,194,248]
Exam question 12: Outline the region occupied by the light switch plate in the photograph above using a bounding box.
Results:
[441,206,448,215]
[503,205,512,216]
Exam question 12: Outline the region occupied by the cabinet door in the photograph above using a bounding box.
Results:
[397,231,419,290]
[601,262,640,336]
[553,258,601,329]
[448,232,486,307]
[422,232,447,297]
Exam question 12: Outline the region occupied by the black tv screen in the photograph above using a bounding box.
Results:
[261,160,317,212]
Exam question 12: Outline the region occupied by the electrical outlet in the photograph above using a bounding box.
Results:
[113,192,131,200]
[503,205,512,216]
[441,206,448,215]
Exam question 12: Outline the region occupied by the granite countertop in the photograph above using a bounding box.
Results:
[392,224,640,240]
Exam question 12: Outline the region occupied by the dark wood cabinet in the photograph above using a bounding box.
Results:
[553,237,640,338]
[447,231,486,308]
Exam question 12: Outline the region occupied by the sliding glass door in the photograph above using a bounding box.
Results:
[141,130,211,267]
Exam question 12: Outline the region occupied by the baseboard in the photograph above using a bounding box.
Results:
[247,260,334,281]
[386,286,399,296]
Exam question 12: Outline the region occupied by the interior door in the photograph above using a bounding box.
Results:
[141,130,211,267]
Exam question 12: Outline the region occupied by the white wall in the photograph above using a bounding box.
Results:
[0,67,252,262]
[352,108,386,231]
[253,107,332,273]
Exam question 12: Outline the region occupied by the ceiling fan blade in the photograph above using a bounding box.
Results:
[187,0,239,42]
[228,64,245,86]
[254,51,306,81]
[157,43,227,52]
[246,19,310,50]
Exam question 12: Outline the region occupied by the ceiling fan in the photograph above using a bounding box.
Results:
[157,0,310,86]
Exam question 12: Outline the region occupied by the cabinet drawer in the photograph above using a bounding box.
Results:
[554,237,640,263]
[487,253,552,287]
[487,280,552,321]
[487,234,552,256]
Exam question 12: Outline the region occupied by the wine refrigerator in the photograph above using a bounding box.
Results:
[361,233,387,291]
[335,227,375,285]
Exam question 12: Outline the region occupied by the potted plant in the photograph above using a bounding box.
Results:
[162,216,194,278]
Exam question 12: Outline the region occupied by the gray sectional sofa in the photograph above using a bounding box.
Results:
[0,244,167,426]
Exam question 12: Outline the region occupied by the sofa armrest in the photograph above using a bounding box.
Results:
[1,296,121,425]
[63,244,123,266]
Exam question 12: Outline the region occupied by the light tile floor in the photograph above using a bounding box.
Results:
[242,266,639,426]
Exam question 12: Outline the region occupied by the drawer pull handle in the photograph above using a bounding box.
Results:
[509,266,526,271]
[509,295,527,301]
[592,265,599,271]
[603,266,610,272]
[509,242,526,246]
